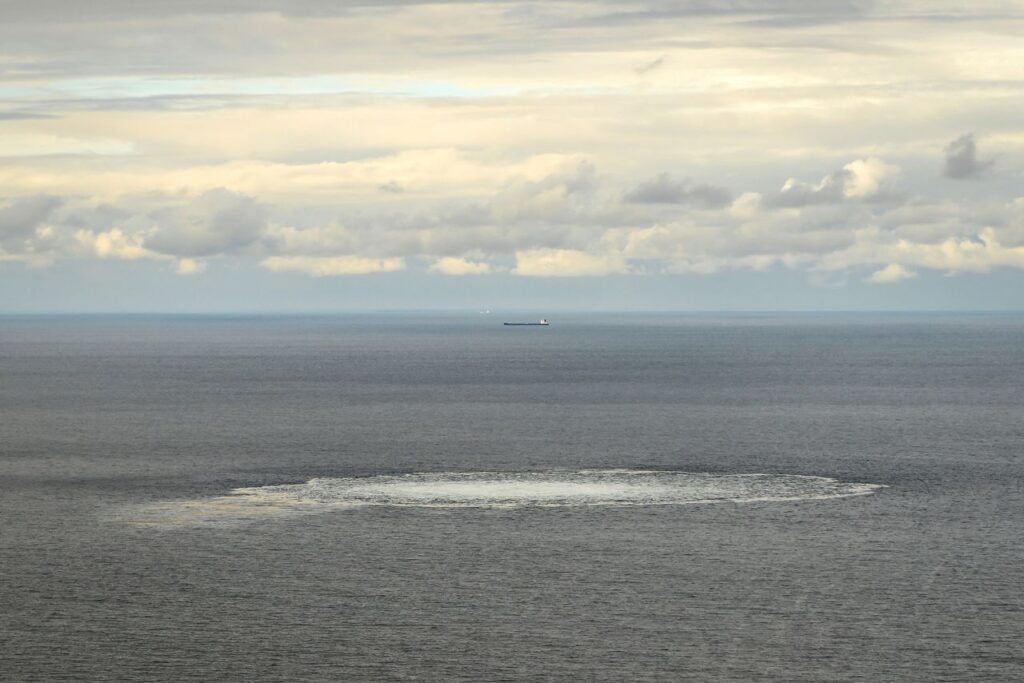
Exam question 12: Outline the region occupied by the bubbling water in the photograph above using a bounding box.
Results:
[121,470,885,527]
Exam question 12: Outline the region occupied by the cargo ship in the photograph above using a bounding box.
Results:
[503,319,549,326]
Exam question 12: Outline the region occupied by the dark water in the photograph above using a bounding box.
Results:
[2,313,1023,681]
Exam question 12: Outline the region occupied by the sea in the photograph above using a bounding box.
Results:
[1,312,1022,681]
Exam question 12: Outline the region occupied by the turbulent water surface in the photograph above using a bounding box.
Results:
[2,313,1023,681]
[123,470,885,526]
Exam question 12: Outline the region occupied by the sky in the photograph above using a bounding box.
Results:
[2,0,1024,311]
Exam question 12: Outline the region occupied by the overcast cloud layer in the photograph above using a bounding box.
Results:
[3,0,1024,309]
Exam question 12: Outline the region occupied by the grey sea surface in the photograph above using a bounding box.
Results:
[2,312,1023,681]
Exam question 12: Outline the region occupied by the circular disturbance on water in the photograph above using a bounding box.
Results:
[120,470,885,527]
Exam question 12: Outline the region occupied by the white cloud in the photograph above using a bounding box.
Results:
[4,1,1024,310]
[0,148,582,202]
[894,229,1024,273]
[0,131,134,157]
[74,228,155,260]
[429,257,491,275]
[175,258,206,275]
[3,147,1024,290]
[765,158,898,208]
[261,255,406,276]
[513,248,628,277]
[843,157,898,198]
[867,263,916,284]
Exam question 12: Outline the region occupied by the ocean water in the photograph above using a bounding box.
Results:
[2,312,1023,681]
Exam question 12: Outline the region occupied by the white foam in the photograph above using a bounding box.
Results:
[119,470,885,527]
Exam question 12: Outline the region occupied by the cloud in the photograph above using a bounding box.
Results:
[0,0,878,83]
[0,112,54,120]
[261,255,405,276]
[816,223,1024,277]
[2,152,1024,287]
[764,158,897,208]
[378,181,404,194]
[490,161,597,225]
[634,55,666,75]
[4,0,1024,311]
[0,0,551,22]
[765,169,851,208]
[429,256,491,275]
[0,195,62,242]
[624,174,732,208]
[943,133,993,179]
[843,157,897,198]
[0,132,134,158]
[998,197,1024,247]
[175,258,207,275]
[145,189,267,258]
[578,0,874,27]
[513,248,628,277]
[74,228,154,260]
[866,263,915,284]
[0,147,581,201]
[893,229,1024,273]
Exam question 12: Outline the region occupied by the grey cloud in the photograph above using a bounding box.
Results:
[561,161,599,195]
[720,204,865,258]
[43,95,273,113]
[279,180,940,274]
[943,133,993,179]
[0,1,459,21]
[0,195,62,244]
[763,169,852,208]
[262,164,608,261]
[574,0,873,28]
[62,203,132,231]
[0,1,872,22]
[145,190,267,258]
[2,153,1013,280]
[0,111,54,120]
[378,181,404,194]
[624,173,732,208]
[490,161,598,224]
[322,201,581,258]
[877,199,969,243]
[634,55,666,75]
[992,200,1024,248]
[859,189,908,207]
[611,200,872,274]
[0,0,892,82]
